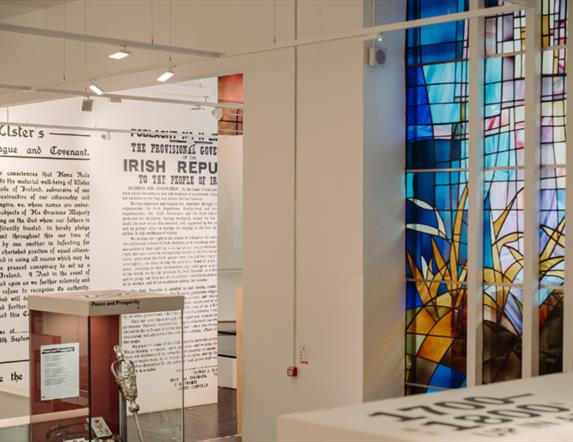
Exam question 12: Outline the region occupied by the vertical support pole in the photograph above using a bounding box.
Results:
[522,4,541,379]
[118,316,127,441]
[236,286,244,434]
[292,0,298,370]
[181,308,185,440]
[466,0,485,387]
[563,6,573,373]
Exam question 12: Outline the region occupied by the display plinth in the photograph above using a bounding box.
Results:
[278,371,573,441]
[29,290,184,442]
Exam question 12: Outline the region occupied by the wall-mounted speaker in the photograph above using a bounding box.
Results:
[368,45,386,67]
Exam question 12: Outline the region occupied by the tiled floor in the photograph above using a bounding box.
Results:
[185,387,238,441]
[131,387,239,442]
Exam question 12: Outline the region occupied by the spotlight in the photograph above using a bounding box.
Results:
[157,69,174,82]
[88,82,104,96]
[362,32,384,44]
[109,47,130,60]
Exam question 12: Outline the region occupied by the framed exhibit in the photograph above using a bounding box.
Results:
[29,290,184,442]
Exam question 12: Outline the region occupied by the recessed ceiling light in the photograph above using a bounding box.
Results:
[157,69,174,82]
[88,82,104,96]
[109,48,130,60]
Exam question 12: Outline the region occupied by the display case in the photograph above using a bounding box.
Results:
[28,290,184,442]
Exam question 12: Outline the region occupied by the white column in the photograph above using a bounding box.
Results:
[522,3,541,378]
[466,0,485,387]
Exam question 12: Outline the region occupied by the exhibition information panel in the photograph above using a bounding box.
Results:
[0,106,218,418]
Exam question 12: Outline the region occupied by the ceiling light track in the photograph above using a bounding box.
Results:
[223,3,523,57]
[0,121,202,137]
[0,83,242,110]
[0,22,220,58]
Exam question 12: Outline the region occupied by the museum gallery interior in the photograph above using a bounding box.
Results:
[0,0,571,441]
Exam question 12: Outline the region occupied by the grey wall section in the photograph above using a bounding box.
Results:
[363,0,406,402]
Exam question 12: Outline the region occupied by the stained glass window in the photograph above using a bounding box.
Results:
[406,0,567,392]
[483,285,523,383]
[485,5,525,56]
[405,0,469,394]
[481,0,568,382]
[481,1,526,382]
[539,0,567,375]
[406,281,467,393]
[483,169,525,286]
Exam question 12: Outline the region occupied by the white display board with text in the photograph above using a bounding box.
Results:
[0,83,218,421]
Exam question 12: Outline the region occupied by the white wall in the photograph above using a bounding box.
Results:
[241,45,297,441]
[218,135,243,322]
[242,1,406,438]
[294,0,365,409]
[0,1,407,440]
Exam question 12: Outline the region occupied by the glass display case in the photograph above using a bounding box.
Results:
[28,290,184,442]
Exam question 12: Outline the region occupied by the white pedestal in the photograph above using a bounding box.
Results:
[278,372,573,441]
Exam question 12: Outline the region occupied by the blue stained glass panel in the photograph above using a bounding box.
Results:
[406,0,469,393]
[407,0,468,65]
[484,56,525,169]
[406,60,468,167]
[483,169,524,285]
[406,172,468,282]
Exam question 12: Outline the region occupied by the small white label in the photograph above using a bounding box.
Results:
[40,343,80,401]
[299,345,310,365]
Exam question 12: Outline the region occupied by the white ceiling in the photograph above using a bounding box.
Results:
[0,0,274,106]
[0,0,65,20]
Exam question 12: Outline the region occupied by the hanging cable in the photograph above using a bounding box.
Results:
[83,0,87,77]
[273,0,277,44]
[62,0,67,81]
[371,0,375,27]
[150,0,155,45]
[169,0,173,66]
